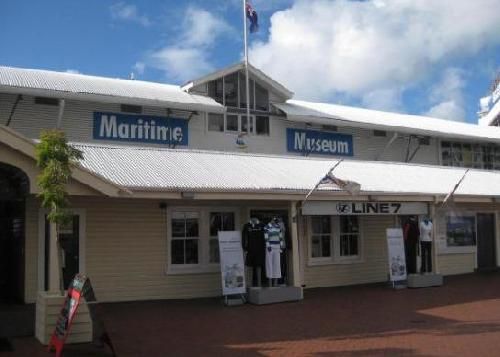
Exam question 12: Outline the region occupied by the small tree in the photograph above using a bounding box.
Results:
[36,129,83,290]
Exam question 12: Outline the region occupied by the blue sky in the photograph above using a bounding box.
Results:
[1,0,499,123]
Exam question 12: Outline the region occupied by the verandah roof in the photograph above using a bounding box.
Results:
[74,142,500,198]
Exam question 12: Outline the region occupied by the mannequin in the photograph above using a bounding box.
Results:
[419,217,433,273]
[403,216,419,274]
[242,217,266,287]
[264,217,285,287]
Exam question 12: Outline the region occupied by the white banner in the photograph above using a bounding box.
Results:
[218,231,246,296]
[303,201,428,216]
[386,228,407,282]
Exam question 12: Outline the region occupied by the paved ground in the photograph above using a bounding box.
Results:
[3,273,500,356]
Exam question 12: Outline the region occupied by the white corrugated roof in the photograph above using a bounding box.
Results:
[73,142,500,198]
[275,100,500,144]
[0,66,223,113]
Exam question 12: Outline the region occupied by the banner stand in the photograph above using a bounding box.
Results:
[224,294,246,307]
[218,231,247,307]
[386,228,408,290]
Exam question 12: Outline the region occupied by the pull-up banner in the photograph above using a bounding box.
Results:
[302,201,428,216]
[218,231,246,296]
[386,228,407,282]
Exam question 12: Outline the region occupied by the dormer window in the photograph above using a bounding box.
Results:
[206,71,270,112]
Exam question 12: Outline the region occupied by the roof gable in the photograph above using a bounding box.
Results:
[181,62,294,100]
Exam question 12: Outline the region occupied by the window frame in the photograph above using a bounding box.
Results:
[208,211,237,265]
[310,215,333,262]
[307,215,363,266]
[206,112,270,136]
[170,211,201,269]
[167,207,240,274]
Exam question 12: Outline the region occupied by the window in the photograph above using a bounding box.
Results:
[120,104,142,114]
[311,216,332,258]
[239,73,255,109]
[339,216,359,257]
[205,72,270,112]
[322,125,338,132]
[441,141,500,170]
[373,130,387,137]
[171,212,199,265]
[208,113,224,132]
[241,115,254,134]
[35,97,59,106]
[208,78,223,104]
[209,212,235,263]
[256,116,270,136]
[168,208,239,273]
[446,215,476,247]
[255,82,269,111]
[226,114,239,132]
[309,215,362,264]
[224,73,238,107]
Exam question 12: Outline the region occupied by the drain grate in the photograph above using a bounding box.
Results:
[0,338,13,352]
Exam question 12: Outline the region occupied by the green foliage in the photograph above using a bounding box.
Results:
[35,129,83,224]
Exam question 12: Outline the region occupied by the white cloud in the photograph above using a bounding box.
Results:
[182,7,233,47]
[110,2,150,27]
[133,61,145,75]
[425,68,467,121]
[146,7,233,82]
[250,0,500,113]
[149,48,214,82]
[65,69,80,74]
[426,101,466,121]
[361,88,403,112]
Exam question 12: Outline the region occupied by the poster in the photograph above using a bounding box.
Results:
[386,228,407,282]
[218,231,246,295]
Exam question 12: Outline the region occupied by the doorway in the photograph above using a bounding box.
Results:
[477,213,497,271]
[249,209,290,285]
[44,214,81,290]
[0,164,29,303]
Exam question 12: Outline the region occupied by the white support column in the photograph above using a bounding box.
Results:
[430,204,440,274]
[290,201,301,287]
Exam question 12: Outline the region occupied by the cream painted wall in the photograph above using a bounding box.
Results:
[1,92,440,164]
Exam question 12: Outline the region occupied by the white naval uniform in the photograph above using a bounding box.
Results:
[264,222,284,279]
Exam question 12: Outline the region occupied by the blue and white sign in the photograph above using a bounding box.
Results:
[93,112,188,146]
[286,128,353,156]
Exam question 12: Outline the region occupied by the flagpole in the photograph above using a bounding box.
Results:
[303,159,344,205]
[440,169,469,209]
[243,0,251,132]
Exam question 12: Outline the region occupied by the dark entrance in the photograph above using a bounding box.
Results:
[0,163,29,303]
[249,209,290,285]
[44,215,80,290]
[477,213,497,271]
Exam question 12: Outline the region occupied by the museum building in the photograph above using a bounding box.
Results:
[2,63,500,342]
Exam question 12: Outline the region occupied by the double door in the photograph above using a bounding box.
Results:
[44,214,81,290]
[477,213,496,271]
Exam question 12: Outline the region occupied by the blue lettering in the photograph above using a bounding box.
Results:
[93,112,188,146]
[287,128,353,156]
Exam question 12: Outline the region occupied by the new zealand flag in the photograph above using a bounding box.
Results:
[246,2,259,33]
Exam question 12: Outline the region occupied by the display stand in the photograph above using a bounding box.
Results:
[247,286,303,305]
[407,273,443,288]
[224,294,246,306]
